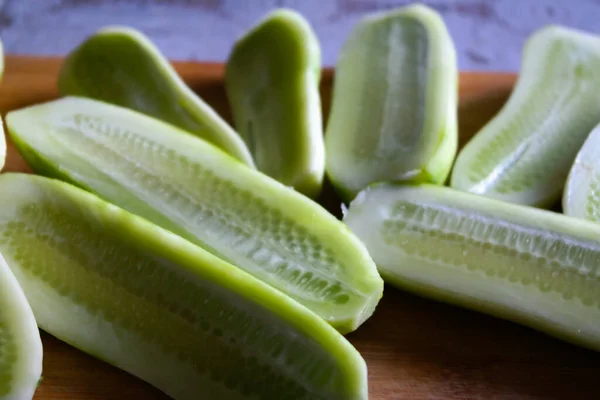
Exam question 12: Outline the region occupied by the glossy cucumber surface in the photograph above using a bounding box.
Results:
[0,252,43,400]
[325,4,457,201]
[451,26,600,208]
[58,26,255,167]
[0,173,368,400]
[344,183,600,352]
[226,9,324,198]
[7,97,383,334]
[563,122,600,222]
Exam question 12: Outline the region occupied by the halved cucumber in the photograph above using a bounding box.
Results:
[58,26,255,167]
[226,9,324,198]
[451,25,600,208]
[6,97,383,334]
[325,4,457,201]
[563,121,600,222]
[344,183,600,351]
[0,122,5,171]
[0,173,368,400]
[0,252,43,400]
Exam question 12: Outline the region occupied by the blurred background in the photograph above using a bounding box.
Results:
[0,0,598,71]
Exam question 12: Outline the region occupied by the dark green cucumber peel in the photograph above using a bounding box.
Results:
[226,9,324,198]
[58,26,255,167]
[6,96,384,334]
[325,4,458,201]
[452,25,600,208]
[563,121,600,222]
[0,173,368,400]
[344,183,600,352]
[0,252,43,400]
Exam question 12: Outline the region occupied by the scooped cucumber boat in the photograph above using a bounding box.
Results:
[0,173,368,400]
[325,4,458,200]
[6,96,383,334]
[58,26,255,166]
[451,25,600,207]
[563,121,600,222]
[345,183,600,352]
[0,252,43,400]
[226,9,324,198]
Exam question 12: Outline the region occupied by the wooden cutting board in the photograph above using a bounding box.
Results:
[1,56,599,400]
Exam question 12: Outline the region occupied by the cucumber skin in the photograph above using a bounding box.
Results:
[226,9,325,199]
[325,4,458,202]
[0,252,43,400]
[0,122,5,171]
[345,183,600,352]
[0,173,368,400]
[6,96,383,334]
[451,25,600,208]
[58,26,255,167]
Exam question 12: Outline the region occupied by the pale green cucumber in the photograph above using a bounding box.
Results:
[58,26,255,167]
[325,4,458,201]
[225,9,324,198]
[0,252,43,400]
[451,25,600,208]
[6,97,383,334]
[344,183,600,352]
[563,121,600,221]
[0,122,5,171]
[0,173,368,400]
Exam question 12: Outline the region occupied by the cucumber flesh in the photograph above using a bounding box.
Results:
[6,97,383,334]
[226,9,324,198]
[563,121,600,222]
[325,4,458,201]
[0,122,5,171]
[0,252,43,400]
[451,25,600,208]
[344,183,600,352]
[58,26,255,167]
[0,173,368,400]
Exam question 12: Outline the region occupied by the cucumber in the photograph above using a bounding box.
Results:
[0,252,43,400]
[6,96,383,334]
[451,26,600,208]
[0,122,5,171]
[226,9,324,198]
[344,183,600,352]
[325,4,458,201]
[58,26,255,167]
[0,173,368,400]
[563,122,600,222]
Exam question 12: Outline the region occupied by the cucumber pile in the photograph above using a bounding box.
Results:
[2,3,600,399]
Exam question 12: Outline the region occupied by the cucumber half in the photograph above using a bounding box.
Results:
[0,173,368,400]
[226,9,324,198]
[0,252,43,400]
[344,183,600,352]
[563,121,600,222]
[6,96,383,334]
[451,25,600,208]
[325,4,458,201]
[58,26,255,167]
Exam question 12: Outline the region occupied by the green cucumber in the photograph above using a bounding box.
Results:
[563,122,600,222]
[0,173,368,400]
[6,96,383,334]
[0,122,5,171]
[226,9,324,198]
[0,252,43,400]
[451,25,600,208]
[325,4,458,201]
[344,183,600,351]
[58,26,255,167]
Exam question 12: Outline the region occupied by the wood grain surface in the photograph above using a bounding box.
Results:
[1,56,599,400]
